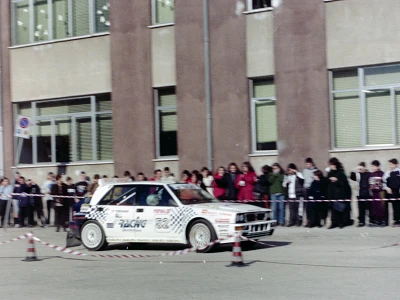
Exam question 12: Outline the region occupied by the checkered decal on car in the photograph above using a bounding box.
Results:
[86,206,109,222]
[170,207,197,234]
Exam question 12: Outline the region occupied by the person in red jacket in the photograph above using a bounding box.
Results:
[213,167,227,200]
[235,162,257,200]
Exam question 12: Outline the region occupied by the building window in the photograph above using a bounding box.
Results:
[331,64,400,149]
[16,94,113,165]
[155,88,178,157]
[12,0,110,46]
[152,0,174,25]
[246,0,272,11]
[251,79,277,152]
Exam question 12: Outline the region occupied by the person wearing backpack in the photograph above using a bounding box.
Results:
[383,158,400,226]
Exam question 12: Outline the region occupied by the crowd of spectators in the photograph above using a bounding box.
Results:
[1,157,400,230]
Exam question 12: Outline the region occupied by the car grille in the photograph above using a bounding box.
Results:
[245,212,267,222]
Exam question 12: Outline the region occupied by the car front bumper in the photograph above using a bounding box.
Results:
[219,220,276,243]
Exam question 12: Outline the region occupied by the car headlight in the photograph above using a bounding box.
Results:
[236,214,245,223]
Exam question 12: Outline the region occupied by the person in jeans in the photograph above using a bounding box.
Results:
[350,162,371,227]
[42,172,55,225]
[16,177,33,228]
[369,160,386,227]
[284,163,304,227]
[383,158,400,226]
[0,178,13,227]
[268,163,286,226]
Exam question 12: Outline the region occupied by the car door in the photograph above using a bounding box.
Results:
[96,184,137,242]
[134,184,181,243]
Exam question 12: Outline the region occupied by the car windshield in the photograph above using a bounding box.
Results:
[169,185,220,205]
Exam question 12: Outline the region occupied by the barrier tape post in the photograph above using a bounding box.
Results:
[23,232,39,262]
[228,232,246,267]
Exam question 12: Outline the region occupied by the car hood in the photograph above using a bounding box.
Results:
[190,202,269,213]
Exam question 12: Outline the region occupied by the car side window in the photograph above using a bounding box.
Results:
[98,185,136,206]
[136,185,177,207]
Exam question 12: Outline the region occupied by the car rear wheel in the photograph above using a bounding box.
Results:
[188,220,217,253]
[81,221,108,251]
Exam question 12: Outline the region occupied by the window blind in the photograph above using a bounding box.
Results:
[14,0,30,45]
[155,0,174,24]
[37,98,91,115]
[55,118,72,162]
[33,0,49,42]
[160,110,177,132]
[52,0,69,39]
[365,65,400,87]
[76,118,92,161]
[332,70,358,91]
[97,114,113,160]
[366,90,392,145]
[159,91,177,107]
[72,0,89,36]
[253,80,275,98]
[255,100,277,144]
[333,92,362,148]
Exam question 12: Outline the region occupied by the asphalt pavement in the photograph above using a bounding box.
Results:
[0,226,399,300]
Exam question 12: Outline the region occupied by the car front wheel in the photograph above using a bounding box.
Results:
[81,221,108,251]
[188,220,217,253]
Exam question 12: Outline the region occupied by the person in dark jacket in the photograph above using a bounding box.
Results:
[16,176,33,228]
[327,157,352,229]
[66,177,77,222]
[75,171,89,197]
[255,165,272,208]
[51,175,69,232]
[306,170,328,227]
[190,171,206,190]
[27,179,46,227]
[350,162,371,227]
[383,158,400,226]
[369,160,386,227]
[284,163,304,227]
[226,163,240,199]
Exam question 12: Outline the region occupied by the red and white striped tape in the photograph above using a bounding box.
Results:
[222,198,400,203]
[32,235,234,259]
[0,233,30,245]
[11,193,85,199]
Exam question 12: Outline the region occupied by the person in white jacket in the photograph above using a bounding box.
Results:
[41,172,55,226]
[0,178,13,227]
[201,167,214,196]
[283,163,304,226]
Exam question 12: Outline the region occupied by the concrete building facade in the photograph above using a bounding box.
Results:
[0,0,399,183]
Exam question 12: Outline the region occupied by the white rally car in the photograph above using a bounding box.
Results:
[77,180,276,252]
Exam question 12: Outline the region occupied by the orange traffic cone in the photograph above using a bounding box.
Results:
[228,233,246,267]
[23,233,38,262]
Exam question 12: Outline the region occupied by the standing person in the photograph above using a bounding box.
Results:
[226,163,240,199]
[327,157,352,229]
[27,179,46,227]
[213,167,228,200]
[16,177,33,228]
[163,167,175,182]
[0,178,13,227]
[136,172,147,181]
[383,158,400,226]
[350,162,371,227]
[66,177,77,222]
[303,158,317,226]
[254,165,272,208]
[51,175,68,232]
[42,172,55,226]
[190,171,206,190]
[306,170,328,228]
[269,163,286,226]
[87,174,100,194]
[149,170,163,182]
[123,171,135,181]
[201,167,214,196]
[235,162,257,201]
[12,172,22,226]
[180,170,191,183]
[284,164,304,227]
[76,171,89,198]
[369,160,386,227]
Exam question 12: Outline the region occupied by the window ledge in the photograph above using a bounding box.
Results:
[147,23,175,29]
[323,0,343,2]
[330,146,400,153]
[153,157,179,162]
[243,8,273,15]
[9,32,110,50]
[249,151,278,157]
[13,161,114,169]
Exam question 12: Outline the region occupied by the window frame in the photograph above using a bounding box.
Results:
[151,0,175,26]
[245,0,273,12]
[154,87,178,159]
[16,94,112,165]
[330,65,400,150]
[249,78,278,154]
[11,0,109,46]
